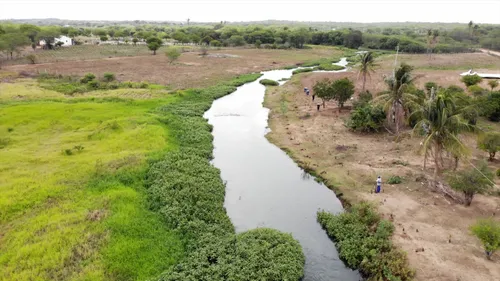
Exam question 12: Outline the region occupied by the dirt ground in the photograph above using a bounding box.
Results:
[264,55,500,280]
[1,48,342,89]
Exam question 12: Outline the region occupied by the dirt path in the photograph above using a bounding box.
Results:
[264,73,500,281]
[480,48,500,57]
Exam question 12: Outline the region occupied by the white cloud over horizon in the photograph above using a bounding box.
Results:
[0,0,499,24]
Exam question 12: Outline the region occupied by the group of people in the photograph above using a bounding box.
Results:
[303,87,322,111]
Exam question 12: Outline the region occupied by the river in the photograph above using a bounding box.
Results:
[204,58,360,281]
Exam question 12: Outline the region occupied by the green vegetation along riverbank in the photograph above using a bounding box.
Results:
[0,73,305,280]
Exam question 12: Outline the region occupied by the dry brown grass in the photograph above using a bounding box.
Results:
[3,48,343,89]
[264,61,500,280]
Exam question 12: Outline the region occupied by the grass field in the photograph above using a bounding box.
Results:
[3,46,345,89]
[0,81,184,280]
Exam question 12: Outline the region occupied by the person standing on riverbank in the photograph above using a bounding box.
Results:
[376,176,382,193]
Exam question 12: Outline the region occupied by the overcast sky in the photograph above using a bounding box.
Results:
[1,0,499,24]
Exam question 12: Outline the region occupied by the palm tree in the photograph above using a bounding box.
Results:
[374,63,419,135]
[357,52,377,93]
[412,92,473,180]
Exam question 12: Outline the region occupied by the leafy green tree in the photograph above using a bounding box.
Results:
[146,37,162,55]
[331,78,355,109]
[375,63,419,135]
[209,40,222,47]
[0,33,30,59]
[470,218,500,260]
[461,74,482,87]
[357,51,377,92]
[132,37,139,45]
[412,92,472,178]
[229,35,245,46]
[488,80,498,92]
[313,79,334,108]
[343,30,363,49]
[289,28,310,49]
[37,28,60,50]
[346,104,386,132]
[254,39,261,48]
[478,132,500,161]
[100,35,108,42]
[448,162,494,206]
[165,47,181,64]
[20,24,40,48]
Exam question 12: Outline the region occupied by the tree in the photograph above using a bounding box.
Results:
[468,21,474,37]
[0,33,30,59]
[343,30,363,49]
[100,35,108,42]
[488,80,498,92]
[375,63,419,135]
[426,29,439,59]
[37,28,60,50]
[132,37,139,45]
[478,132,500,161]
[255,39,261,48]
[448,162,494,206]
[165,47,181,64]
[313,78,354,110]
[357,51,377,92]
[146,37,162,55]
[210,40,222,47]
[412,92,472,179]
[229,35,245,46]
[289,28,310,49]
[20,24,40,46]
[331,78,355,109]
[461,74,482,87]
[470,218,500,260]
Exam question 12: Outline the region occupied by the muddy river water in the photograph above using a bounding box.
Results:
[204,58,360,281]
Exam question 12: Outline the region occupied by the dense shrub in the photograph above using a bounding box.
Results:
[210,40,222,47]
[314,63,345,71]
[259,79,279,86]
[80,73,96,83]
[346,104,386,133]
[317,202,414,280]
[292,68,314,75]
[387,175,403,184]
[468,85,487,97]
[482,92,500,122]
[470,218,500,260]
[461,75,483,87]
[103,72,116,82]
[148,74,305,280]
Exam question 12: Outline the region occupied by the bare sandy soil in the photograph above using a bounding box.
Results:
[2,48,342,89]
[264,53,500,280]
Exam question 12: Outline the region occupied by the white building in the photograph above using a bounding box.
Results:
[39,35,73,47]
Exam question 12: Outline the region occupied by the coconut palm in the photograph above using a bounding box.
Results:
[374,63,419,135]
[412,91,473,179]
[357,51,377,92]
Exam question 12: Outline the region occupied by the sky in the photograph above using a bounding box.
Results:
[0,0,499,24]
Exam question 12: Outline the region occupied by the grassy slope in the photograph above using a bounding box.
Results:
[0,82,183,280]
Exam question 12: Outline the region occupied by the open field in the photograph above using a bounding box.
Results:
[2,47,344,89]
[0,82,185,280]
[264,53,500,280]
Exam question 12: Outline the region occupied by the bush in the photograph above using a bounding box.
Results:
[26,54,37,64]
[165,47,181,64]
[470,218,500,260]
[483,92,500,122]
[292,68,314,75]
[346,104,386,133]
[317,202,414,280]
[87,80,100,89]
[103,72,116,82]
[63,149,73,156]
[468,85,487,97]
[259,79,279,86]
[209,40,222,47]
[461,74,483,87]
[314,63,345,71]
[352,91,373,109]
[148,73,305,280]
[448,162,494,206]
[0,138,11,149]
[7,128,14,133]
[478,132,500,161]
[80,73,96,83]
[387,175,403,184]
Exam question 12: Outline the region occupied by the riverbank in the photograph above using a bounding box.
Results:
[264,73,500,281]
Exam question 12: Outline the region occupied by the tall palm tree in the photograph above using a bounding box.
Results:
[357,51,377,92]
[412,92,473,179]
[374,63,419,135]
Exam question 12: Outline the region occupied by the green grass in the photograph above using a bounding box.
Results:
[0,85,183,280]
[314,63,345,71]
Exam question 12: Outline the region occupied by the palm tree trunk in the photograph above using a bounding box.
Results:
[433,143,441,180]
[362,73,366,92]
